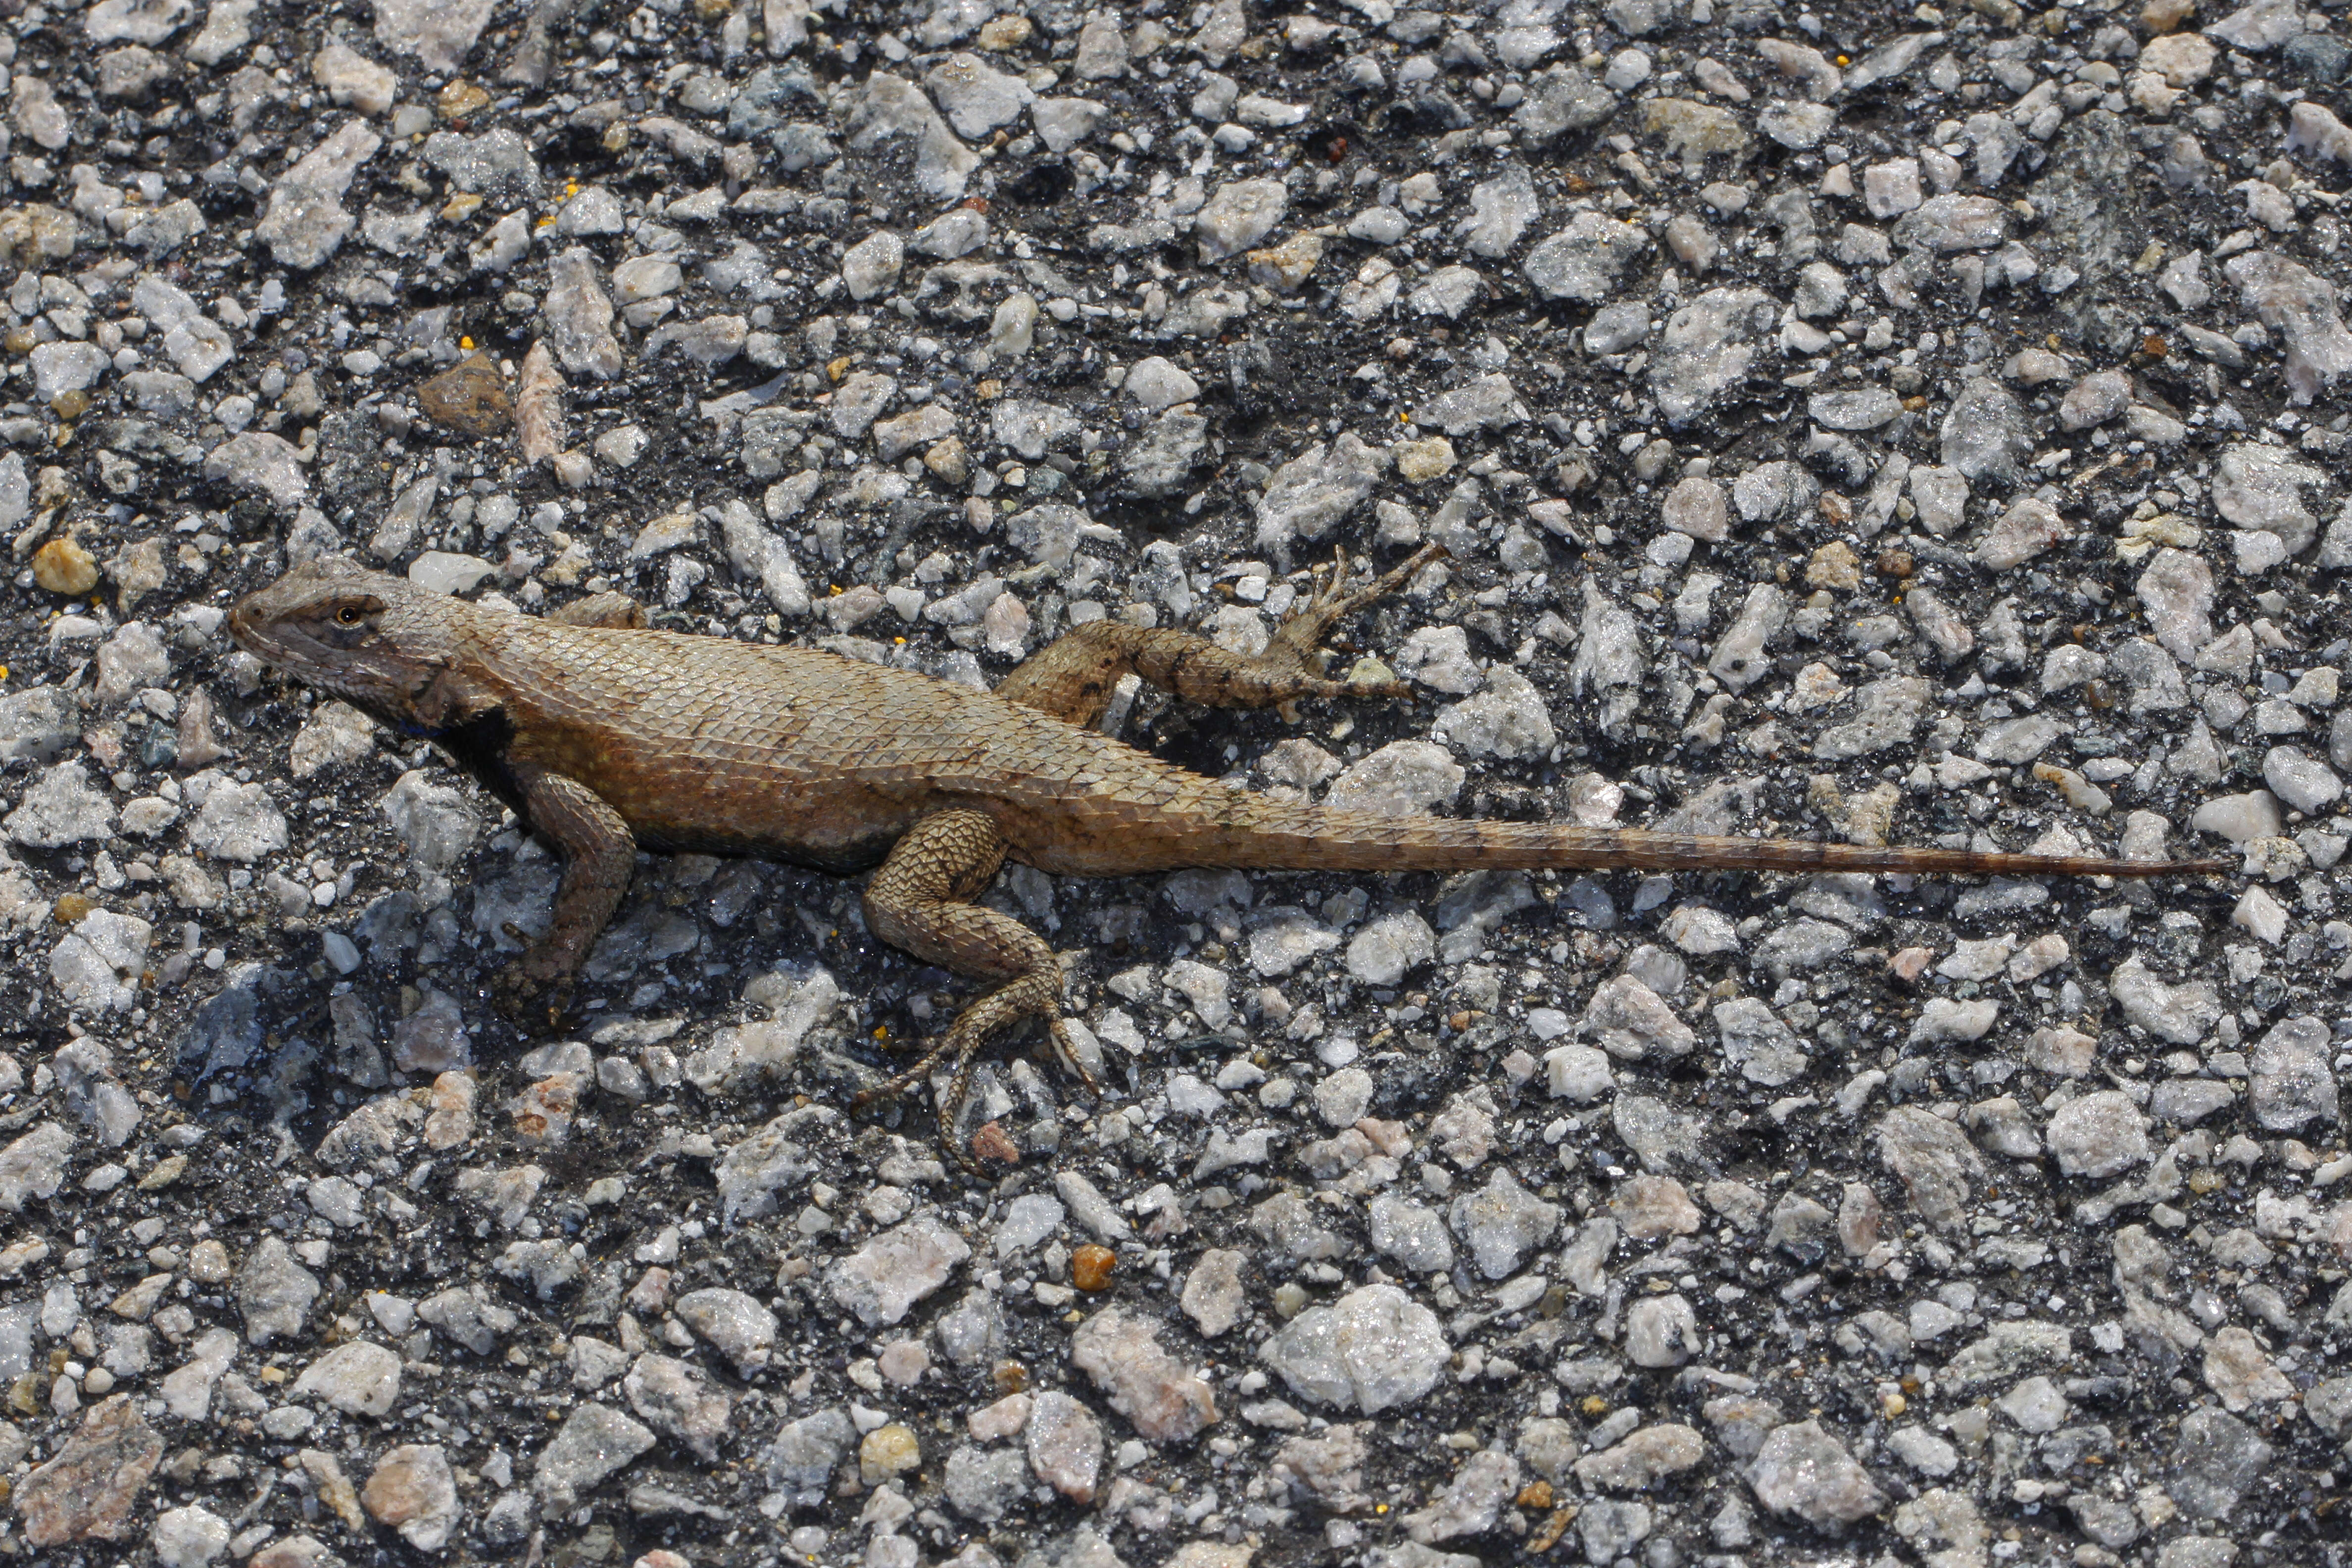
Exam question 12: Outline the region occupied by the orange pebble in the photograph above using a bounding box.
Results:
[1072,1245,1117,1291]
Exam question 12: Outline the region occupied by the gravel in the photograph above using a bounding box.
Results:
[0,0,2349,1565]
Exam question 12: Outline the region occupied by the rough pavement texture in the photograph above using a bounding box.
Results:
[0,0,2349,1567]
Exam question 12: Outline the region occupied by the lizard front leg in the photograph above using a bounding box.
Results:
[992,543,1447,726]
[850,809,1093,1176]
[493,763,635,1030]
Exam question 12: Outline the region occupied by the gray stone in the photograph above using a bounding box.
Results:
[7,762,117,848]
[2046,1091,2151,1178]
[1522,213,1649,302]
[255,123,380,269]
[1260,1284,1448,1415]
[1649,289,1776,426]
[235,1238,318,1346]
[1195,178,1287,262]
[2168,1408,2271,1519]
[1447,1169,1560,1279]
[1254,435,1383,548]
[535,1403,656,1510]
[2248,1015,2338,1131]
[1747,1421,1886,1529]
[1939,378,2031,489]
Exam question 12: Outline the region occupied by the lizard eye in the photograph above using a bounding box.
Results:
[336,606,365,626]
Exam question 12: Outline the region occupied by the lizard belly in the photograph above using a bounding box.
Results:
[506,716,924,872]
[609,761,918,870]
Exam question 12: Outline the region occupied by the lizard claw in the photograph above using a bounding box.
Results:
[1044,1014,1105,1097]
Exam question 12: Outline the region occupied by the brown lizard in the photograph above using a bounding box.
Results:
[230,550,2230,1171]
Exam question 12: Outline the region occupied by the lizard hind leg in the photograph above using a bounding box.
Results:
[991,542,1448,727]
[850,809,1082,1176]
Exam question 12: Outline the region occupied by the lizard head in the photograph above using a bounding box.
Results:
[230,556,470,730]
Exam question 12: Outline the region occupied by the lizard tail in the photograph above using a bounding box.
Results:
[1135,804,2235,880]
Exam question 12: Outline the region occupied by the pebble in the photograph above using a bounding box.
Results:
[416,353,510,436]
[7,762,119,848]
[1747,1421,1886,1527]
[627,1354,733,1463]
[2247,1015,2338,1131]
[14,1394,163,1548]
[1344,911,1435,986]
[1523,213,1650,302]
[291,1340,400,1417]
[923,53,1031,139]
[1260,1284,1449,1415]
[2135,547,2214,661]
[1650,288,1776,425]
[839,230,904,300]
[1179,1249,1246,1338]
[1194,179,1287,262]
[1624,1294,1701,1367]
[1026,1390,1103,1502]
[2168,1409,2271,1520]
[1393,436,1455,482]
[2260,746,2343,814]
[1448,1169,1560,1279]
[828,1218,971,1327]
[1938,378,2032,488]
[1404,1448,1519,1543]
[2108,957,2223,1045]
[1254,435,1384,547]
[201,432,308,510]
[32,342,110,399]
[1874,1108,1983,1229]
[2046,1090,2153,1179]
[1433,668,1556,761]
[536,1404,657,1510]
[254,122,380,269]
[150,1505,231,1568]
[1367,1193,1454,1273]
[2191,790,2284,844]
[235,1238,320,1346]
[1581,975,1696,1061]
[312,41,396,115]
[1575,1424,1706,1490]
[361,1444,458,1552]
[673,1287,777,1375]
[1071,1306,1219,1441]
[1071,1244,1115,1292]
[1123,356,1199,411]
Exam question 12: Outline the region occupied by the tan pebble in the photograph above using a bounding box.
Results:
[32,537,97,595]
[978,13,1032,48]
[1805,540,1862,591]
[436,80,491,120]
[1394,437,1456,483]
[858,1422,921,1484]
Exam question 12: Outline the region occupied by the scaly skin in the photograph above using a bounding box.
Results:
[231,552,2231,1173]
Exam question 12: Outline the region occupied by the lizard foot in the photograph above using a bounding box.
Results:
[1269,541,1449,665]
[490,959,574,1035]
[851,985,1098,1179]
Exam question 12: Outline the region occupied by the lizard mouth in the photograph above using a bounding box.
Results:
[226,603,302,669]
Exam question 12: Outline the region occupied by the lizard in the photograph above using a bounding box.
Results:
[229,549,2232,1172]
